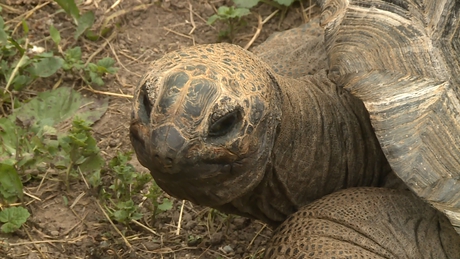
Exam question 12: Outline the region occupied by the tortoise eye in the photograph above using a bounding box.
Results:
[209,110,241,137]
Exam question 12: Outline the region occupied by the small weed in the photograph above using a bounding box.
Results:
[145,181,173,224]
[207,5,251,40]
[103,151,173,225]
[187,234,203,246]
[108,151,148,200]
[57,119,104,190]
[0,163,23,204]
[0,87,108,202]
[208,0,300,40]
[0,0,117,107]
[0,206,30,233]
[111,199,143,224]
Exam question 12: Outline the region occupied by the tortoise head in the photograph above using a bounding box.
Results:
[130,44,281,207]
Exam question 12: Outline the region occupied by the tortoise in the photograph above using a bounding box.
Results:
[129,0,460,257]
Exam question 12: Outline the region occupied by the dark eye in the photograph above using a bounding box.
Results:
[209,110,241,137]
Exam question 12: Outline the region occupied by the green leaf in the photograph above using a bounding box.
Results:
[30,56,64,78]
[14,87,108,131]
[213,6,250,20]
[21,20,29,35]
[274,0,296,6]
[8,38,25,56]
[35,51,55,58]
[207,14,220,25]
[157,198,173,212]
[0,118,24,158]
[0,207,30,233]
[0,163,24,202]
[89,71,104,86]
[88,170,101,188]
[229,8,251,18]
[78,153,104,172]
[65,46,82,60]
[216,6,231,16]
[49,25,61,45]
[84,29,99,41]
[54,0,80,20]
[74,11,95,40]
[0,17,8,45]
[12,75,33,91]
[233,0,260,8]
[97,57,115,69]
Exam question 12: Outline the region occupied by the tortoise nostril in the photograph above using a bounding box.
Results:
[165,158,173,165]
[154,154,173,165]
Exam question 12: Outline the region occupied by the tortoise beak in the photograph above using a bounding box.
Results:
[149,125,186,167]
[130,121,187,174]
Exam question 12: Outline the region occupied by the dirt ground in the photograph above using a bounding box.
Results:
[1,1,316,258]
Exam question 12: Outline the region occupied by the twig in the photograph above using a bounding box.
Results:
[70,192,86,209]
[107,38,141,77]
[187,0,196,35]
[9,236,86,246]
[77,167,90,190]
[246,223,267,249]
[23,190,42,202]
[96,200,132,249]
[244,10,279,50]
[84,30,118,67]
[4,38,28,93]
[176,200,186,235]
[107,0,122,13]
[10,1,51,34]
[163,27,194,40]
[83,86,133,98]
[131,220,161,237]
[24,226,48,259]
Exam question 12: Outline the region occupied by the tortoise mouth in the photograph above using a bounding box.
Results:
[150,157,260,206]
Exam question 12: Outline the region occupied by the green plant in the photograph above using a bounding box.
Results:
[145,181,173,222]
[207,6,251,40]
[0,0,116,105]
[0,18,64,97]
[50,30,118,86]
[0,163,23,204]
[57,119,104,190]
[102,152,173,225]
[108,152,148,200]
[0,206,30,233]
[111,199,143,224]
[54,0,95,39]
[0,87,108,202]
[207,0,300,40]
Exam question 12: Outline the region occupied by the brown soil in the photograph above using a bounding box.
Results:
[1,1,315,258]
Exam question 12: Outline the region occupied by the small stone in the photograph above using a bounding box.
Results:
[144,242,161,251]
[109,139,118,147]
[183,220,196,230]
[50,230,59,236]
[222,245,234,254]
[99,240,110,248]
[232,217,249,230]
[210,232,223,245]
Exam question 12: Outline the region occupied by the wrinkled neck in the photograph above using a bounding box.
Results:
[256,71,395,225]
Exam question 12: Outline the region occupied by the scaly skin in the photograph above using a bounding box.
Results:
[130,43,394,226]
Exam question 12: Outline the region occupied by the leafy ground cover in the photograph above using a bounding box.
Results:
[0,0,316,258]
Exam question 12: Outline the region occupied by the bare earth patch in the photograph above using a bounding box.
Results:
[1,1,316,258]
